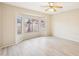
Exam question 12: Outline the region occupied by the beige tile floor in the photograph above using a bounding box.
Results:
[0,37,79,56]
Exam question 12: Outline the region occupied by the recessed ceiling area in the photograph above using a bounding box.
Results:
[3,2,79,15]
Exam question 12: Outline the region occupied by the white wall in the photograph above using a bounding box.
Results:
[52,9,79,42]
[0,4,2,47]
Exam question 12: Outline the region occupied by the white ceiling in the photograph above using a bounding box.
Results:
[3,2,79,15]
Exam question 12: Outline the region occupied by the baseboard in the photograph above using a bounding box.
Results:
[53,35,79,43]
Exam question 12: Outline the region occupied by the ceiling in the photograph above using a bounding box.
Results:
[3,2,79,15]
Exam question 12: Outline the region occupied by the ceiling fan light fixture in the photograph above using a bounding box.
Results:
[43,2,63,12]
[48,8,56,12]
[48,8,53,12]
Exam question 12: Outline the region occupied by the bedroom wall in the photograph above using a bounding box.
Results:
[52,9,79,42]
[0,4,2,47]
[1,3,16,47]
[47,15,52,36]
[0,3,51,48]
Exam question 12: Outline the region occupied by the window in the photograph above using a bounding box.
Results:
[17,15,46,33]
[17,16,22,34]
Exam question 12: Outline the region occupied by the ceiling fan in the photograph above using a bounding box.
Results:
[41,2,63,12]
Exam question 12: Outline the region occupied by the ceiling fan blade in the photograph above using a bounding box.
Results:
[52,6,63,8]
